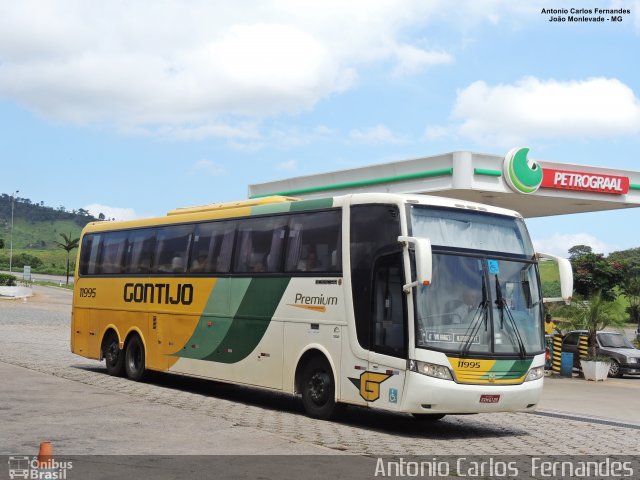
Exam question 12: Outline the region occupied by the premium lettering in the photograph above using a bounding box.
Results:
[124,283,193,305]
[294,292,338,306]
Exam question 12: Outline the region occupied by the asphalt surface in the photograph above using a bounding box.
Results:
[1,286,639,477]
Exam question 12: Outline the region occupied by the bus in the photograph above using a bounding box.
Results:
[71,193,573,420]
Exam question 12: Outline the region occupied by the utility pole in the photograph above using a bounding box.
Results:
[9,190,19,273]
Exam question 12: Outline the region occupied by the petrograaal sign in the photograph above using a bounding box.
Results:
[541,168,629,195]
[503,148,630,196]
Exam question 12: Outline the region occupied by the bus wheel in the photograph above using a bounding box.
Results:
[103,332,124,376]
[124,335,146,381]
[412,413,446,422]
[301,357,336,420]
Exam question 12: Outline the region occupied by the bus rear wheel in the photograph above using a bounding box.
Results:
[301,357,336,420]
[103,332,124,376]
[124,335,146,381]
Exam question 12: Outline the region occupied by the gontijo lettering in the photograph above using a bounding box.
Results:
[124,282,193,305]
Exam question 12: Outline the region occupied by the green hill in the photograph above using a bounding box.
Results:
[0,193,99,274]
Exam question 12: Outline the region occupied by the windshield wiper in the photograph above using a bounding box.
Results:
[460,282,489,357]
[494,275,526,359]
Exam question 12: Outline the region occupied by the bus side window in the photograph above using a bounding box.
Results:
[285,210,342,273]
[190,221,236,273]
[80,234,102,276]
[98,232,127,274]
[152,225,193,274]
[124,228,155,274]
[234,216,287,273]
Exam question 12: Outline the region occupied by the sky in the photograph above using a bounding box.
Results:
[0,0,639,258]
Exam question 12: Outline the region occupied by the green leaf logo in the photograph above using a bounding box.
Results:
[503,147,543,194]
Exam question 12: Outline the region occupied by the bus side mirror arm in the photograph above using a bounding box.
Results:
[398,236,433,293]
[536,252,574,305]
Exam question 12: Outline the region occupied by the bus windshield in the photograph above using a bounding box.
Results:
[414,254,544,355]
[409,206,543,356]
[409,205,534,256]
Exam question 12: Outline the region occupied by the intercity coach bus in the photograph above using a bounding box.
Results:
[71,193,572,420]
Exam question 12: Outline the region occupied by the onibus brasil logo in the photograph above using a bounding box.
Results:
[503,147,543,194]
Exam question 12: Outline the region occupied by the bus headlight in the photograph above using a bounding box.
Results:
[525,366,544,382]
[408,360,453,381]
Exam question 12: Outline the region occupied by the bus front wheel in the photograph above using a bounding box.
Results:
[301,357,336,420]
[124,335,146,381]
[103,332,124,376]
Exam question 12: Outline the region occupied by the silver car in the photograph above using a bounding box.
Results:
[562,330,640,377]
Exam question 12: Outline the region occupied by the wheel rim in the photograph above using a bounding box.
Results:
[105,341,119,366]
[307,371,330,406]
[609,361,619,376]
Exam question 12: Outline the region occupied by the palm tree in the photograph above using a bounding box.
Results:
[55,232,80,285]
[560,291,625,358]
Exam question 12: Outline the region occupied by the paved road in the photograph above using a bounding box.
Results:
[1,287,639,465]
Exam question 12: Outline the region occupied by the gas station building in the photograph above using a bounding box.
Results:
[248,149,640,219]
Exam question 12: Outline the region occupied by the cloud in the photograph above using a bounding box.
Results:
[350,125,407,145]
[532,233,616,258]
[448,76,640,146]
[84,203,138,221]
[189,160,226,177]
[391,44,453,77]
[0,1,460,136]
[277,160,297,171]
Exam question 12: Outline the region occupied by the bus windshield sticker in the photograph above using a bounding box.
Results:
[426,332,454,343]
[454,334,480,344]
[487,259,500,274]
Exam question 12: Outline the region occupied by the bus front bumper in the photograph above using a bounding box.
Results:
[401,371,544,414]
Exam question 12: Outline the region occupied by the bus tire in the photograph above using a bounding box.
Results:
[300,356,336,420]
[124,334,146,381]
[412,413,446,422]
[103,331,125,377]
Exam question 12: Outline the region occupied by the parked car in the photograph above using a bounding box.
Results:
[562,330,640,377]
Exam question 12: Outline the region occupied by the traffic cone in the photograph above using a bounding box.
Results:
[37,441,53,468]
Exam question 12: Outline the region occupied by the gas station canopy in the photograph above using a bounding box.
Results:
[248,150,640,218]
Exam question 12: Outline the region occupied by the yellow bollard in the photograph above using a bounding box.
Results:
[552,334,563,375]
[579,335,589,359]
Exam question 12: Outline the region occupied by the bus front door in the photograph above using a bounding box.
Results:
[366,253,407,410]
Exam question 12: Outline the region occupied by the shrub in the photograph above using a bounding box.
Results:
[0,273,17,286]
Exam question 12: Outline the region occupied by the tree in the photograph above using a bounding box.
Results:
[568,244,592,259]
[559,292,626,358]
[55,232,80,285]
[0,238,4,249]
[609,248,640,325]
[569,247,624,302]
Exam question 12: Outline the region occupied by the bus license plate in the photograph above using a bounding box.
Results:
[479,394,500,403]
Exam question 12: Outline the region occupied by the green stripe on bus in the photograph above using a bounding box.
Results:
[174,278,251,360]
[485,359,532,379]
[200,277,291,363]
[251,203,293,215]
[289,198,334,211]
[249,198,334,215]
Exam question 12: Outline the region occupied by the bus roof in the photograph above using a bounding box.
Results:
[80,192,522,234]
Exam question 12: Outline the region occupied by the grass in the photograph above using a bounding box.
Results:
[31,280,74,290]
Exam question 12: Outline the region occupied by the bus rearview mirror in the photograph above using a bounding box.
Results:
[536,252,573,305]
[398,236,432,291]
